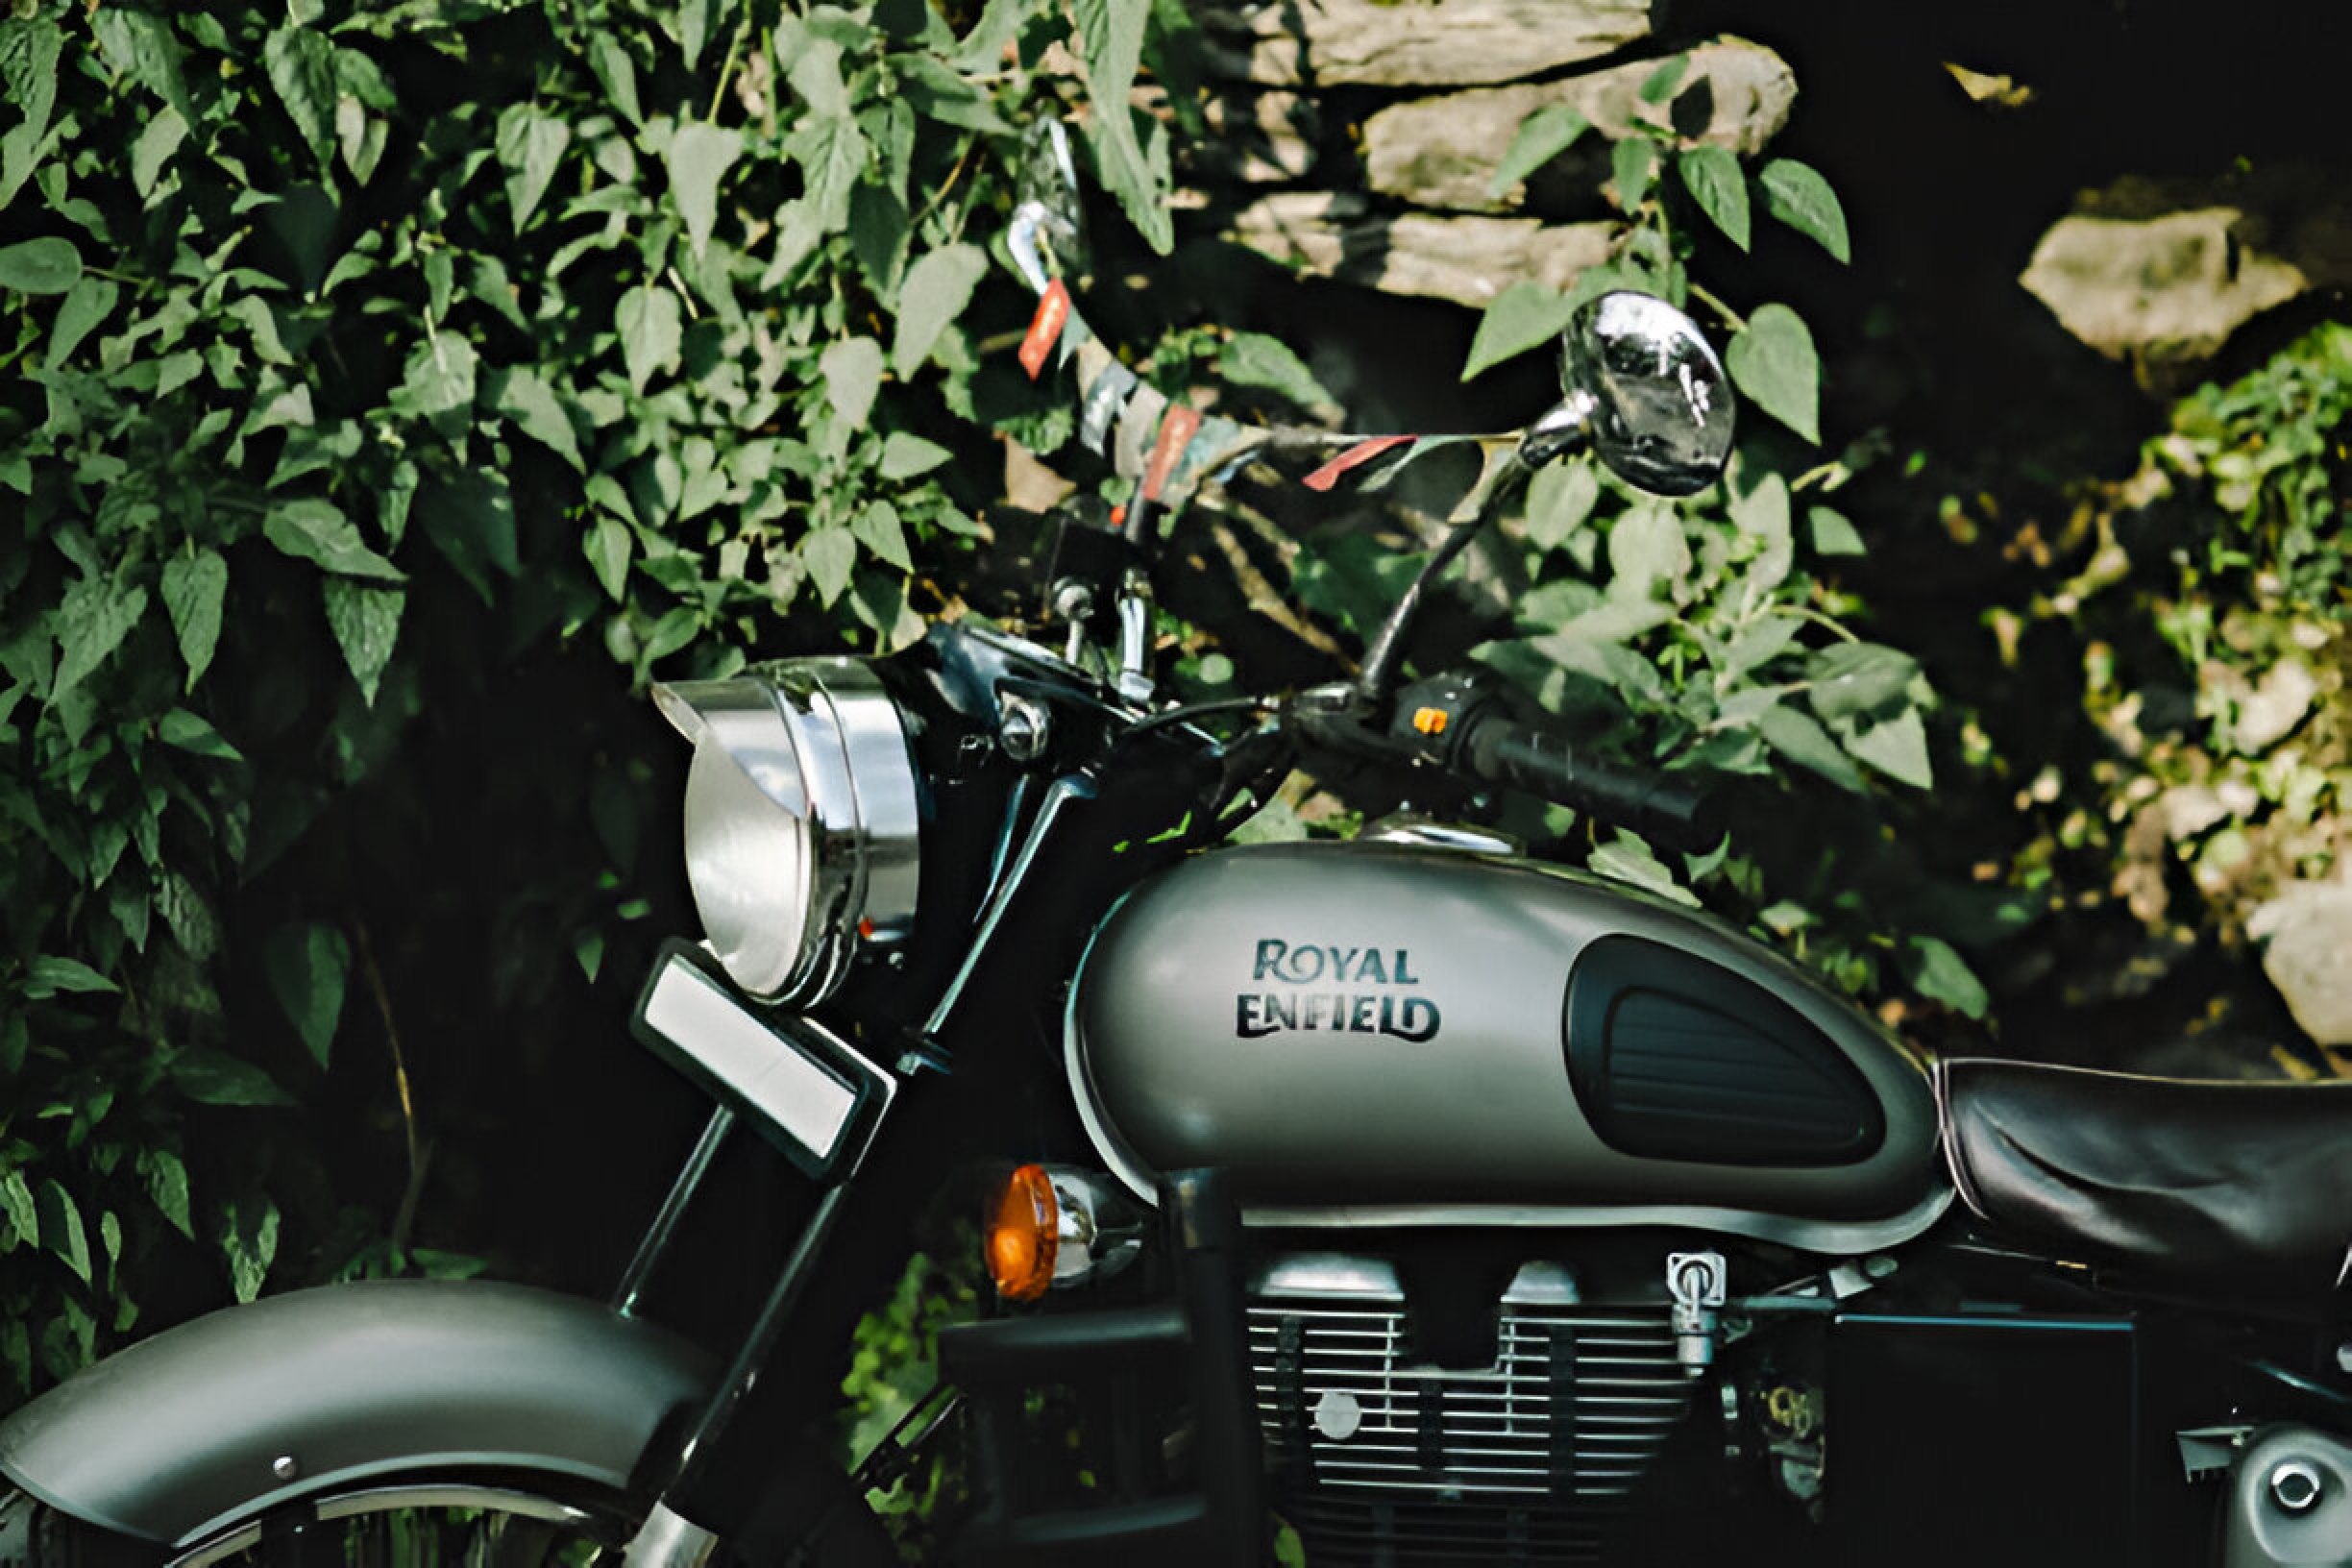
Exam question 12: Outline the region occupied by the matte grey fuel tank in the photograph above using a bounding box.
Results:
[1066,841,1946,1251]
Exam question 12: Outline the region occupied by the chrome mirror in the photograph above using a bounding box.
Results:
[1008,119,1089,295]
[1554,291,1734,497]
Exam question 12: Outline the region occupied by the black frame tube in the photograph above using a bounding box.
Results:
[612,1102,738,1318]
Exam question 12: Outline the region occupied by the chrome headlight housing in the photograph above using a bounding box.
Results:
[652,659,920,1006]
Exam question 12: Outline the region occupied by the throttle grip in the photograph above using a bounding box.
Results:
[1459,714,1719,848]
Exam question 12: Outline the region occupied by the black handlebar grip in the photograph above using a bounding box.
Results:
[1461,715,1719,847]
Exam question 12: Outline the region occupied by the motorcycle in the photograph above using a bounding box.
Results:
[4,122,2350,1568]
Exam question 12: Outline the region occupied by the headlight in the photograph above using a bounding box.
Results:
[651,659,920,1006]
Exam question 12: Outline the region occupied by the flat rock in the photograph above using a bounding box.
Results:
[1201,0,1654,88]
[1227,191,1618,307]
[1189,90,1318,184]
[1364,38,1797,213]
[2248,881,2352,1045]
[2019,169,2352,367]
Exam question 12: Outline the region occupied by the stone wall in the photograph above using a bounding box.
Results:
[1183,2,1798,311]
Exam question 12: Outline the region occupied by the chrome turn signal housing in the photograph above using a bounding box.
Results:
[653,659,920,1007]
[986,1164,1149,1301]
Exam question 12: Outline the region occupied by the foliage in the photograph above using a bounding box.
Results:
[0,0,1181,1407]
[1424,58,1979,1013]
[2072,323,2352,948]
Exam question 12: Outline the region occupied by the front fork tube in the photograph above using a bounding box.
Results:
[614,1110,873,1567]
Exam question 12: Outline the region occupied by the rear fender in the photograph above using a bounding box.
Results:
[0,1280,714,1548]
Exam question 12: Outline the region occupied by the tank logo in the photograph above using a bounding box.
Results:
[1235,940,1440,1042]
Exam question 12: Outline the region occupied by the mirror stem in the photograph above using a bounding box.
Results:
[1354,444,1530,707]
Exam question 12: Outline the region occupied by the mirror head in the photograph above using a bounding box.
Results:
[1557,291,1734,497]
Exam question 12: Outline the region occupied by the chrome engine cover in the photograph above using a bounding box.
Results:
[1249,1254,1697,1565]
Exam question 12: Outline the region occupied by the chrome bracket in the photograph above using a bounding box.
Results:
[1667,1250,1727,1377]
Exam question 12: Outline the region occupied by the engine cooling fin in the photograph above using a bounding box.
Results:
[1247,1256,1696,1566]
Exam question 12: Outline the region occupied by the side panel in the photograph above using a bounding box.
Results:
[0,1280,714,1546]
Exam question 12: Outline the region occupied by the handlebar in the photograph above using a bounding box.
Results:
[1286,673,1719,850]
[1457,710,1717,848]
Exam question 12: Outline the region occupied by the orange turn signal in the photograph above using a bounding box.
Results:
[987,1164,1059,1302]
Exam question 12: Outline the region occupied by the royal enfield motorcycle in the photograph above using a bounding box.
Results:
[4,125,2350,1568]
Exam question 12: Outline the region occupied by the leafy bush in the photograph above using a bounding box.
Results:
[0,0,1180,1405]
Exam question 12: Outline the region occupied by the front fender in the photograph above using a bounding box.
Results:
[0,1280,715,1547]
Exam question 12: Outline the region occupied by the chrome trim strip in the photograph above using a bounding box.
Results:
[1240,1181,1955,1255]
[171,1485,599,1565]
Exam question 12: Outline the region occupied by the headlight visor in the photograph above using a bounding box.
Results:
[654,659,919,1006]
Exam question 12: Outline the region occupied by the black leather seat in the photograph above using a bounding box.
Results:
[1936,1057,2352,1297]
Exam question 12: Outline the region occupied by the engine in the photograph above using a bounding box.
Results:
[1247,1253,1702,1566]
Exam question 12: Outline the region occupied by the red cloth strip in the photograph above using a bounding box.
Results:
[1141,405,1204,502]
[1017,280,1071,380]
[1303,434,1417,493]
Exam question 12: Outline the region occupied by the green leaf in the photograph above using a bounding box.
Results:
[1588,830,1702,908]
[1086,102,1173,256]
[1726,304,1820,445]
[587,513,633,601]
[1488,105,1590,197]
[323,578,403,704]
[1805,642,1918,725]
[1759,158,1850,263]
[34,1180,89,1286]
[589,35,643,128]
[46,276,118,368]
[822,335,884,430]
[617,285,682,395]
[402,331,478,427]
[665,120,742,260]
[1606,499,1687,599]
[1077,0,1166,248]
[142,1149,194,1240]
[262,25,339,171]
[264,920,350,1067]
[496,105,570,232]
[490,366,583,470]
[853,499,913,572]
[172,1049,294,1108]
[1759,702,1863,791]
[53,575,148,699]
[1842,706,1933,789]
[161,547,228,690]
[848,183,909,304]
[1462,280,1575,380]
[0,19,63,147]
[1808,504,1866,556]
[1637,54,1691,104]
[421,470,518,600]
[879,431,952,480]
[0,235,81,294]
[1676,145,1750,250]
[1907,934,1988,1018]
[898,54,1009,135]
[804,527,857,606]
[24,955,118,998]
[891,243,987,378]
[158,708,243,761]
[1611,136,1655,210]
[93,10,193,126]
[219,1194,280,1304]
[131,105,189,200]
[1219,331,1339,420]
[265,498,404,581]
[0,1170,35,1247]
[1523,460,1600,551]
